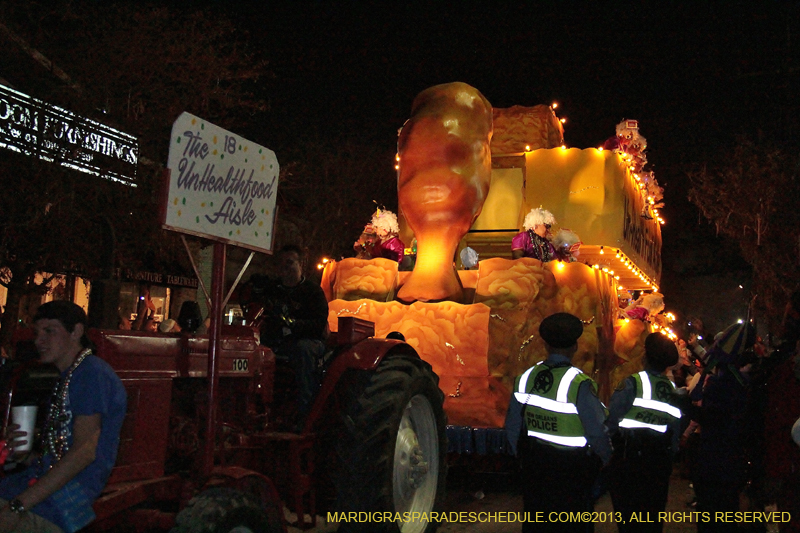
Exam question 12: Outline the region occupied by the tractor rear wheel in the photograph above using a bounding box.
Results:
[170,487,281,533]
[335,355,446,533]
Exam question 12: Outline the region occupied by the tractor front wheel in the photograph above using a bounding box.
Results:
[335,355,446,533]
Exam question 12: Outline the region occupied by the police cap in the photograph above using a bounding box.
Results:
[539,312,584,348]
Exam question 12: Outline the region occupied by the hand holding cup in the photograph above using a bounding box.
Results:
[8,405,38,456]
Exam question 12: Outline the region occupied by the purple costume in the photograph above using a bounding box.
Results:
[374,236,405,263]
[511,230,557,262]
[625,306,650,321]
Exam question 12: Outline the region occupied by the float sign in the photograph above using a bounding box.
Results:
[164,112,279,253]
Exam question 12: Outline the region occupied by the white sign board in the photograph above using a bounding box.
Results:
[164,112,279,253]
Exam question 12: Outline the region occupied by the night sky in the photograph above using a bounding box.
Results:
[172,1,800,328]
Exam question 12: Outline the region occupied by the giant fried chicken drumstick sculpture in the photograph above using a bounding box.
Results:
[396,82,493,303]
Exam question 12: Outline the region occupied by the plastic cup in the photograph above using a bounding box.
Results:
[11,405,38,453]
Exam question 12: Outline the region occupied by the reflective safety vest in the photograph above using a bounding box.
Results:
[619,371,682,433]
[514,362,596,448]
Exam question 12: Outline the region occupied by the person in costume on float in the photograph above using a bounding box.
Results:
[511,207,558,262]
[505,313,612,533]
[353,222,379,260]
[0,301,127,533]
[606,333,682,533]
[624,292,665,322]
[552,228,582,263]
[353,209,405,263]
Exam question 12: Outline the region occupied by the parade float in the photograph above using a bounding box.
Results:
[320,82,672,453]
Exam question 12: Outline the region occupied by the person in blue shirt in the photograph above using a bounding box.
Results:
[505,312,612,533]
[0,301,127,533]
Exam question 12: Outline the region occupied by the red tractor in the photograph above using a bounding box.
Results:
[2,316,447,533]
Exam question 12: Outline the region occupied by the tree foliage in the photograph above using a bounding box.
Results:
[687,139,800,328]
[0,0,271,348]
[273,133,398,267]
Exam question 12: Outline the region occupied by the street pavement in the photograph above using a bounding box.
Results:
[287,465,705,533]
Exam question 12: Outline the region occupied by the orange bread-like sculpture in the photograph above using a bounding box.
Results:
[490,105,564,155]
[327,259,622,427]
[327,299,490,380]
[610,318,648,390]
[397,82,493,303]
[321,257,398,302]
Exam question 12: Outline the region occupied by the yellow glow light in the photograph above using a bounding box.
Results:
[560,118,567,124]
[561,145,566,150]
[598,147,604,152]
[395,165,400,170]
[395,154,400,161]
[525,145,531,151]
[556,261,565,271]
[552,102,558,109]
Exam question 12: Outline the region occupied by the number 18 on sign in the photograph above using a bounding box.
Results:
[163,112,279,254]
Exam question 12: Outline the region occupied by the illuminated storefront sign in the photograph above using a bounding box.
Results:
[114,267,199,288]
[0,84,138,186]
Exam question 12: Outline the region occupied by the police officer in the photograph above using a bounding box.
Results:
[505,313,612,533]
[606,332,682,532]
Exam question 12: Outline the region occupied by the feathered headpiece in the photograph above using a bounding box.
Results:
[640,292,665,316]
[522,207,556,231]
[371,208,399,235]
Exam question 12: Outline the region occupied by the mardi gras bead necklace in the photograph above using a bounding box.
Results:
[40,348,91,465]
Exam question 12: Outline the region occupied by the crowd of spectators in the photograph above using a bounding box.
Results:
[669,292,800,533]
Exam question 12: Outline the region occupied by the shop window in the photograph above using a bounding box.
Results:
[121,283,171,324]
